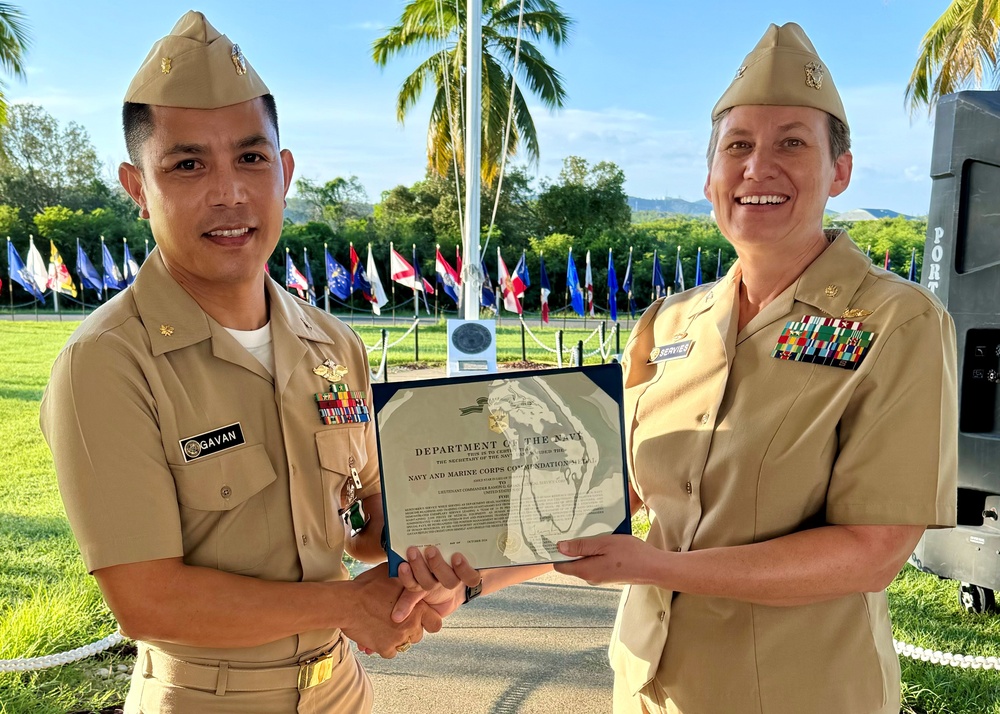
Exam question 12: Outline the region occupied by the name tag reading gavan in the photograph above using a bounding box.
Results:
[648,341,694,364]
[179,422,245,462]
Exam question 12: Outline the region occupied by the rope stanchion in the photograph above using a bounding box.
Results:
[894,639,999,670]
[0,631,125,673]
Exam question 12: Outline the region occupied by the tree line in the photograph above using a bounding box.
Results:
[1,103,929,315]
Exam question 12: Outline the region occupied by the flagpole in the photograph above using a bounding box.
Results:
[323,242,330,313]
[390,241,396,326]
[101,236,107,304]
[435,243,441,320]
[348,242,355,323]
[144,238,149,262]
[412,243,418,321]
[461,0,483,320]
[77,238,86,317]
[6,238,13,320]
[539,250,543,329]
[285,246,290,296]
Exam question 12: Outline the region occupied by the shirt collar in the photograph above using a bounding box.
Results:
[132,249,335,356]
[791,229,871,318]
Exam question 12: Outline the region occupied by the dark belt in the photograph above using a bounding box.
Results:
[140,637,347,695]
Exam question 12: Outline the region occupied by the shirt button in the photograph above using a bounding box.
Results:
[675,547,682,552]
[658,610,665,622]
[301,534,309,546]
[700,413,710,425]
[685,481,692,494]
[220,486,232,499]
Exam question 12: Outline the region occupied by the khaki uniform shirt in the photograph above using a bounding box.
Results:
[611,233,957,714]
[41,250,379,664]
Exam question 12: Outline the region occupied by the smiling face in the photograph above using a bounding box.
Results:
[704,105,852,253]
[118,98,294,292]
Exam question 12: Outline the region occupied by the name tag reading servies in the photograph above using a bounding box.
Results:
[648,340,694,364]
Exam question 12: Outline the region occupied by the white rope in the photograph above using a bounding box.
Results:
[894,640,999,670]
[367,331,389,382]
[520,318,562,354]
[0,631,125,672]
[583,324,618,359]
[580,326,602,346]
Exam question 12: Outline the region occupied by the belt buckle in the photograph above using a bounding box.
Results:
[297,651,334,691]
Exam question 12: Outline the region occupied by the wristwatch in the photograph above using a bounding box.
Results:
[464,578,483,604]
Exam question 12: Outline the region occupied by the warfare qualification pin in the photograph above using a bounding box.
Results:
[313,359,349,383]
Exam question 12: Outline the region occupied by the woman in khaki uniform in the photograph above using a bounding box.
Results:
[551,23,958,714]
[39,12,469,714]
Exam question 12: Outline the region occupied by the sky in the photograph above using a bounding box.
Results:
[8,1,953,217]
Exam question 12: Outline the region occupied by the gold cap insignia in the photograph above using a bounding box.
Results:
[488,410,509,434]
[159,324,174,336]
[313,359,348,383]
[231,44,247,75]
[160,57,172,74]
[804,61,824,90]
[735,66,746,80]
[824,285,840,298]
[841,308,873,319]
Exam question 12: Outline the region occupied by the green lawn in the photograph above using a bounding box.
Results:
[0,321,997,714]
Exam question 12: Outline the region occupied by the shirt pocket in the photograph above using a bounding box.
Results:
[170,443,277,573]
[315,426,370,550]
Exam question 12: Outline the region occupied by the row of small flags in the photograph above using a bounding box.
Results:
[5,235,141,304]
[5,238,924,314]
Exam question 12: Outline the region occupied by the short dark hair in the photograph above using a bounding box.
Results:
[122,94,280,168]
[706,108,851,168]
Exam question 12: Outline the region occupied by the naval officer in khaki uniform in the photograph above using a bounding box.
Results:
[551,23,958,714]
[39,11,467,713]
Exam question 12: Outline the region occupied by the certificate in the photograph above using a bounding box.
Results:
[372,363,632,574]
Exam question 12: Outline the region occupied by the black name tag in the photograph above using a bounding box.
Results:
[179,422,245,462]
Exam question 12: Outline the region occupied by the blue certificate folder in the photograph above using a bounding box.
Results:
[372,363,633,576]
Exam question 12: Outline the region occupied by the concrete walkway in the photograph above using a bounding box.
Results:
[366,367,620,713]
[365,571,620,714]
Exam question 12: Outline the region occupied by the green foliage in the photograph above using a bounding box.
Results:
[535,156,631,239]
[833,217,927,278]
[0,3,30,127]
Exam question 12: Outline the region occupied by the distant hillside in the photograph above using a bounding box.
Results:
[629,196,713,217]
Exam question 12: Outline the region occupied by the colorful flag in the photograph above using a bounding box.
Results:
[585,250,595,316]
[883,249,891,271]
[27,236,48,296]
[285,250,309,298]
[480,258,496,312]
[908,247,918,282]
[47,240,77,297]
[622,246,636,319]
[514,250,530,292]
[76,239,103,293]
[672,247,684,294]
[694,247,703,287]
[102,239,126,291]
[539,253,551,324]
[325,247,350,300]
[435,245,461,305]
[566,248,585,316]
[349,243,373,299]
[607,248,618,323]
[715,248,723,281]
[497,248,525,315]
[302,247,317,306]
[456,245,462,276]
[7,238,45,303]
[123,240,140,285]
[651,249,664,299]
[390,246,434,293]
[366,244,388,315]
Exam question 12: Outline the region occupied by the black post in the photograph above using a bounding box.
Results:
[414,321,420,363]
[575,340,584,367]
[521,321,527,362]
[599,322,607,364]
[556,330,563,367]
[382,328,389,383]
[615,322,621,356]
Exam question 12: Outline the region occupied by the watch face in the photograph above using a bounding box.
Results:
[452,323,492,355]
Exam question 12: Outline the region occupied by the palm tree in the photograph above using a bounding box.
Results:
[906,0,1000,114]
[0,3,28,126]
[373,0,571,188]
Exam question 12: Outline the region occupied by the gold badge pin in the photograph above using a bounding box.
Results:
[805,61,824,90]
[488,410,509,434]
[672,332,687,342]
[159,324,174,337]
[313,359,348,383]
[735,65,746,80]
[160,57,172,74]
[231,44,247,75]
[824,285,840,298]
[841,308,874,319]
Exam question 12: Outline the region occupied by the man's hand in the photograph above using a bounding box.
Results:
[341,563,443,658]
[391,546,481,623]
[553,534,661,586]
